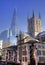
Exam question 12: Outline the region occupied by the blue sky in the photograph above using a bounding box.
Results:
[0,0,45,33]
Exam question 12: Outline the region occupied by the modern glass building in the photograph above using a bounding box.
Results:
[0,8,17,46]
[0,29,17,45]
[0,30,9,43]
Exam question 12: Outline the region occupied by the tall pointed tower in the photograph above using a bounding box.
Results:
[11,8,18,36]
[28,11,42,37]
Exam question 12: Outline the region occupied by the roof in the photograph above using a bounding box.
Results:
[18,33,39,45]
[18,32,34,41]
[37,31,45,37]
[3,45,17,50]
[7,45,17,50]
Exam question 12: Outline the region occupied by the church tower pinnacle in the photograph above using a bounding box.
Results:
[39,12,41,19]
[28,12,42,37]
[32,10,35,18]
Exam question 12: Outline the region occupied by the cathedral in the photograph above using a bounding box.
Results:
[28,11,42,37]
[17,11,45,65]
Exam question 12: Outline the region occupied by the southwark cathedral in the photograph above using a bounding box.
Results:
[17,11,45,65]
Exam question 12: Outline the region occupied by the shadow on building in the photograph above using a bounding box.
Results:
[7,62,20,65]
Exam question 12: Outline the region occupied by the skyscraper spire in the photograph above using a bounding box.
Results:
[11,8,18,36]
[32,10,35,18]
[39,12,41,19]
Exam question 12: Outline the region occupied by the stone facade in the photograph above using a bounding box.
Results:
[2,46,17,63]
[17,32,38,65]
[28,12,42,37]
[17,31,45,65]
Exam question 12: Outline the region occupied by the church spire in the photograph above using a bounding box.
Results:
[32,10,35,18]
[39,12,41,19]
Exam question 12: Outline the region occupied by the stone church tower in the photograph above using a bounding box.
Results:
[28,11,42,37]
